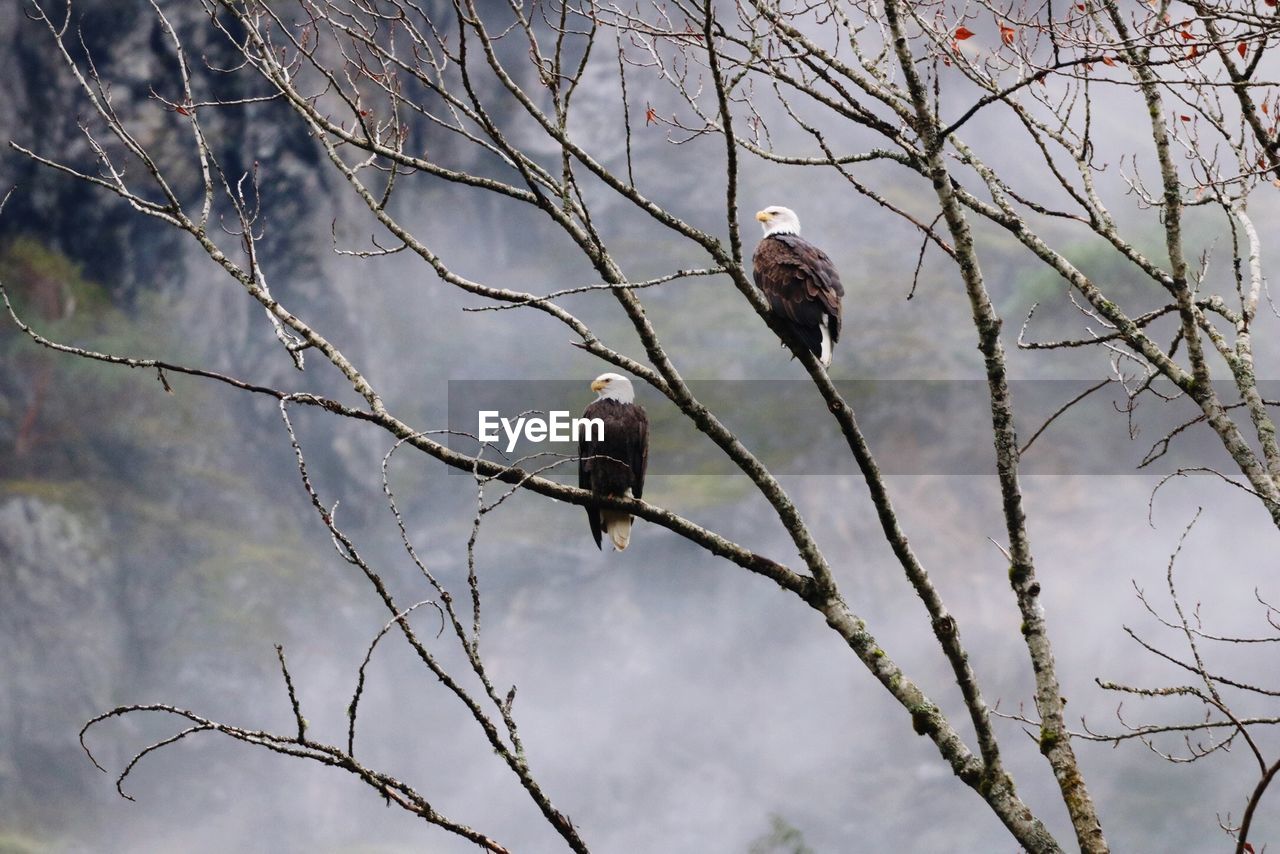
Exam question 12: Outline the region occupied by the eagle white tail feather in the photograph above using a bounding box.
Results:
[819,320,833,368]
[602,511,632,550]
[602,488,634,550]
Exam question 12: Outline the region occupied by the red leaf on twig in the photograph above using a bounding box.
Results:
[1238,42,1248,58]
[1076,3,1086,10]
[1000,24,1017,45]
[954,26,975,40]
[1101,55,1117,67]
[174,105,189,116]
[1179,29,1194,41]
[644,104,658,125]
[1180,114,1193,121]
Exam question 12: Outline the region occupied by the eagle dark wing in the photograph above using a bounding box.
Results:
[579,399,649,549]
[578,420,603,549]
[752,234,844,358]
[629,405,649,501]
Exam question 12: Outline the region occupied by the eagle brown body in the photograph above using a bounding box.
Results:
[579,389,648,551]
[752,212,845,367]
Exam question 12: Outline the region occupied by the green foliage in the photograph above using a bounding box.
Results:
[0,478,97,513]
[0,238,310,693]
[0,833,50,854]
[0,237,113,327]
[748,815,814,854]
[0,237,203,480]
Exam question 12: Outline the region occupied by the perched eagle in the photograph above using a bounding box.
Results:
[579,372,649,551]
[752,206,845,368]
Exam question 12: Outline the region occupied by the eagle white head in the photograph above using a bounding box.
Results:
[590,372,635,403]
[756,205,800,237]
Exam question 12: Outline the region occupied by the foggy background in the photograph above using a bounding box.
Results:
[1,2,1278,852]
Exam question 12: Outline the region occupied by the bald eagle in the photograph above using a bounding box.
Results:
[753,206,845,368]
[579,373,649,551]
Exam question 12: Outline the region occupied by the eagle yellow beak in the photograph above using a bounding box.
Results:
[590,378,607,392]
[755,210,771,222]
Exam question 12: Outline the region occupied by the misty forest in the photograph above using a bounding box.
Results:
[3,0,1280,852]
